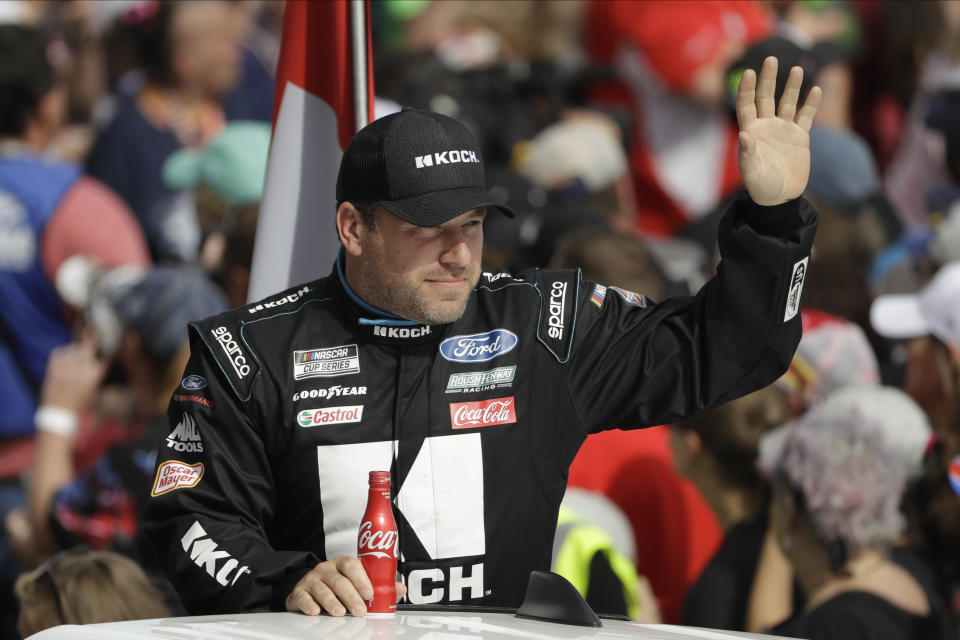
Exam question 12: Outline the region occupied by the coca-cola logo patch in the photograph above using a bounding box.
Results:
[449,396,517,429]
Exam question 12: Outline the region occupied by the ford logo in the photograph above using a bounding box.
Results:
[181,375,207,391]
[439,329,518,363]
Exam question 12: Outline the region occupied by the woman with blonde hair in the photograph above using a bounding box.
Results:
[15,548,169,637]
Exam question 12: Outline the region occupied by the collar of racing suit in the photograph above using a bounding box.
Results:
[333,249,449,346]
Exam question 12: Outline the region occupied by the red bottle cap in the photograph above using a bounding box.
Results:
[368,470,391,485]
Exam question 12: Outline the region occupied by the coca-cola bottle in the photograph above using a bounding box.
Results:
[357,470,399,615]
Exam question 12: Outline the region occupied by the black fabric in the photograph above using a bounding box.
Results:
[584,551,628,617]
[890,546,957,640]
[336,108,515,224]
[681,513,766,630]
[141,196,817,614]
[771,590,953,640]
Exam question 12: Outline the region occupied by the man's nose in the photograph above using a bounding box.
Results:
[439,230,471,268]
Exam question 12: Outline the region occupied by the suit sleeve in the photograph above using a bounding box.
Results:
[565,192,817,432]
[140,325,318,614]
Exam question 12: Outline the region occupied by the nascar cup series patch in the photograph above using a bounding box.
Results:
[949,456,960,496]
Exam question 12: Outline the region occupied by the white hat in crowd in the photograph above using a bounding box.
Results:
[871,261,960,348]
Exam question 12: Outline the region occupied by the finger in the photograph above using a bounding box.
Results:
[335,556,374,601]
[756,56,778,119]
[396,581,407,601]
[306,578,348,616]
[325,572,367,616]
[736,68,757,129]
[795,85,822,132]
[777,66,803,121]
[286,588,322,616]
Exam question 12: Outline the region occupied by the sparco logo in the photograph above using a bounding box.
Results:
[373,325,431,339]
[167,414,203,452]
[357,520,399,559]
[292,385,366,402]
[407,563,485,604]
[297,405,364,427]
[450,396,517,429]
[547,281,567,340]
[181,521,251,587]
[247,285,310,314]
[439,330,518,363]
[783,257,809,322]
[414,149,480,169]
[293,344,360,379]
[212,326,251,378]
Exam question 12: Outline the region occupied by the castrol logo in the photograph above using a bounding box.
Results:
[449,396,517,429]
[357,521,398,559]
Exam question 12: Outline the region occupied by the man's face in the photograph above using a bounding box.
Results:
[354,207,486,324]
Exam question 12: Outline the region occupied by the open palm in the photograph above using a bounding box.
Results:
[737,57,822,206]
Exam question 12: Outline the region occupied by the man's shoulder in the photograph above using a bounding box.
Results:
[187,278,334,402]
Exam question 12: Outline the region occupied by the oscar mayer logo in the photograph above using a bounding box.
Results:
[449,397,517,429]
[152,460,204,496]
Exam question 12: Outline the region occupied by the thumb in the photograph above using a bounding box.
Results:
[395,581,407,601]
[738,131,756,157]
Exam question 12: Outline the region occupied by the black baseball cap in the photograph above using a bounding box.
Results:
[336,108,516,226]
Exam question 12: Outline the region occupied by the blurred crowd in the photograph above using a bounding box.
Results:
[0,0,958,638]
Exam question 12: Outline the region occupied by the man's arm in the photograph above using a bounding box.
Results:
[140,326,320,614]
[563,57,821,432]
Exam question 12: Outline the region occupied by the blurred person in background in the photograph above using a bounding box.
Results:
[0,24,150,636]
[583,0,773,236]
[86,0,245,260]
[15,548,169,638]
[671,385,789,632]
[675,308,879,631]
[871,261,960,446]
[5,265,228,568]
[159,120,270,274]
[884,0,960,230]
[751,391,953,639]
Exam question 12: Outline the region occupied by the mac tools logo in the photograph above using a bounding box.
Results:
[439,330,518,363]
[167,414,203,452]
[414,149,480,168]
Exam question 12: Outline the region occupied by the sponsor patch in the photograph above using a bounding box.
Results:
[180,521,251,586]
[783,257,808,322]
[449,396,517,429]
[152,460,204,496]
[546,281,567,340]
[949,456,960,497]
[446,366,516,394]
[173,394,212,408]
[181,375,207,391]
[590,285,607,308]
[292,385,367,402]
[482,271,514,283]
[247,286,310,314]
[167,414,204,452]
[439,330,518,363]
[414,149,480,169]
[293,344,360,380]
[297,405,364,427]
[373,325,431,339]
[211,326,251,378]
[611,286,646,307]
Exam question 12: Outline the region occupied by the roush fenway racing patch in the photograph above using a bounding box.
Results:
[449,396,517,429]
[151,460,205,496]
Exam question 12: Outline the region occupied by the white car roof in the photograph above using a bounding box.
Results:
[27,610,792,640]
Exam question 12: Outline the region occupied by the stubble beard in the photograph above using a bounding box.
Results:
[356,251,479,325]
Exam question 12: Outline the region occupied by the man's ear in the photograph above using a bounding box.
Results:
[337,202,367,257]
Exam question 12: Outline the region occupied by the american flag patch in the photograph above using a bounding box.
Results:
[591,285,607,308]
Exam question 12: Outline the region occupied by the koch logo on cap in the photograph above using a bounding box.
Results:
[336,108,515,227]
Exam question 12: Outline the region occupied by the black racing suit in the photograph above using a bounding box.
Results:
[141,192,817,614]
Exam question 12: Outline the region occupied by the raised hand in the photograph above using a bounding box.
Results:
[737,56,822,206]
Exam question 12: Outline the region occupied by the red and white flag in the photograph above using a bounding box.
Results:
[248,0,374,301]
